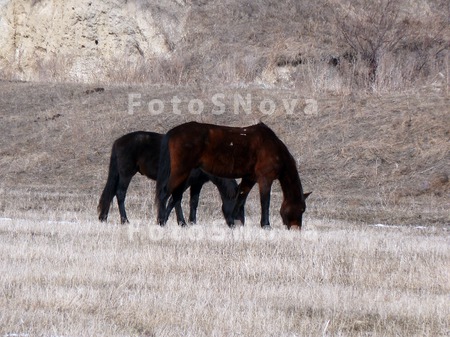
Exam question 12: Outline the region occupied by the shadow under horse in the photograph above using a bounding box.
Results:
[156,122,311,230]
[98,131,245,225]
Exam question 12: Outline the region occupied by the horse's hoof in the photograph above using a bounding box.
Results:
[120,218,129,225]
[289,225,301,230]
[234,219,244,227]
[261,225,272,230]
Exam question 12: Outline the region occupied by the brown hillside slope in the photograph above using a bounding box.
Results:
[0,81,448,225]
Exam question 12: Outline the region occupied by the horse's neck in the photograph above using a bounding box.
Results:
[278,159,303,202]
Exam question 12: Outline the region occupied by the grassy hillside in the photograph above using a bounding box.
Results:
[0,81,448,225]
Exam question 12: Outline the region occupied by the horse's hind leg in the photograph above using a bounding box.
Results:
[173,185,188,226]
[157,190,169,226]
[116,175,132,224]
[166,195,188,226]
[187,182,203,224]
[98,198,111,222]
[157,162,192,226]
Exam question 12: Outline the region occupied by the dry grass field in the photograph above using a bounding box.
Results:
[0,189,449,336]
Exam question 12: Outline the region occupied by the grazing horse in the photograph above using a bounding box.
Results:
[156,122,311,230]
[98,131,244,225]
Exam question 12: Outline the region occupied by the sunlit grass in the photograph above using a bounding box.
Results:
[0,189,448,336]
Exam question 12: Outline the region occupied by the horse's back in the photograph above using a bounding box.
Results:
[113,131,163,178]
[164,122,285,179]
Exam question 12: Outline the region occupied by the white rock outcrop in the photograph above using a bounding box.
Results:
[0,0,187,81]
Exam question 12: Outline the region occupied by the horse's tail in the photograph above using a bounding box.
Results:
[97,145,120,221]
[155,134,171,221]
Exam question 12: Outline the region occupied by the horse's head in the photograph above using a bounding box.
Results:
[280,192,311,230]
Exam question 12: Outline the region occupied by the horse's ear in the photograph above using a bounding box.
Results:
[303,192,312,200]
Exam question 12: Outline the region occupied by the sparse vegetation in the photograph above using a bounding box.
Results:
[0,191,448,336]
[330,0,450,91]
[0,81,447,226]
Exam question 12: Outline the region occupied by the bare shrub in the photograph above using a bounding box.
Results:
[333,0,406,83]
[331,0,450,91]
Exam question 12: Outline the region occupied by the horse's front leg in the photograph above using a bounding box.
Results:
[209,175,246,226]
[258,179,273,230]
[231,178,255,228]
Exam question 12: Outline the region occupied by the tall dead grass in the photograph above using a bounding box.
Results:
[0,192,448,336]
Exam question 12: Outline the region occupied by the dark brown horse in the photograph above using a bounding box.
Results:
[98,131,244,225]
[156,122,311,230]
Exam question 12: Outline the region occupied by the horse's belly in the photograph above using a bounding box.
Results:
[200,154,252,178]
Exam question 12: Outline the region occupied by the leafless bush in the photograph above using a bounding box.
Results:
[333,0,405,82]
[331,0,450,91]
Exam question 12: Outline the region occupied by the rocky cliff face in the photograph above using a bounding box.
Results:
[0,0,187,81]
[0,0,444,87]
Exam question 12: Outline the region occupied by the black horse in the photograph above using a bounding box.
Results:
[98,131,245,225]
